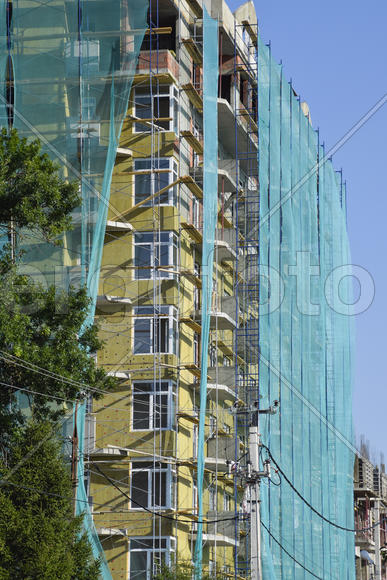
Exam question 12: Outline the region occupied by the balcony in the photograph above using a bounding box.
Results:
[205,457,228,472]
[96,294,132,306]
[106,220,133,232]
[107,370,131,380]
[355,528,375,553]
[205,511,239,547]
[217,98,257,169]
[134,49,179,85]
[207,435,242,464]
[194,296,237,331]
[355,457,377,494]
[214,229,237,262]
[88,445,129,458]
[207,366,236,401]
[189,159,237,194]
[97,527,127,537]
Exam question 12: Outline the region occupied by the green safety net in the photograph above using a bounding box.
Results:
[194,6,218,579]
[257,37,355,579]
[1,1,148,577]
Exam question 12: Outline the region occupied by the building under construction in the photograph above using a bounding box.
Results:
[1,0,356,579]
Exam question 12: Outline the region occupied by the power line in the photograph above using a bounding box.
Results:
[262,444,383,533]
[0,379,76,404]
[91,461,241,526]
[260,521,323,580]
[0,351,118,399]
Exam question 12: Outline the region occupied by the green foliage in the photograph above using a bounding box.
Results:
[0,422,100,579]
[0,128,79,243]
[0,130,113,577]
[0,264,117,443]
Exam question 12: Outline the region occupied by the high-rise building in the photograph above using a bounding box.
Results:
[88,1,259,577]
[1,0,356,579]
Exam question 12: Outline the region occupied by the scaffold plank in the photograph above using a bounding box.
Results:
[181,82,203,112]
[181,38,203,65]
[181,130,204,155]
[180,175,203,199]
[181,222,203,244]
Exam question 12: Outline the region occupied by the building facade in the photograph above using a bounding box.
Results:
[0,0,357,578]
[354,451,387,579]
[87,1,259,578]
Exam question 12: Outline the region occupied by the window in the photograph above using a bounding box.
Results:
[209,345,217,367]
[192,481,198,512]
[134,232,178,279]
[193,332,200,366]
[192,120,202,168]
[134,85,178,133]
[130,462,175,509]
[192,195,200,227]
[134,157,178,206]
[209,415,216,437]
[133,306,178,355]
[192,423,198,459]
[129,537,176,580]
[193,263,200,309]
[132,381,176,431]
[223,492,231,511]
[208,485,216,510]
[222,423,231,435]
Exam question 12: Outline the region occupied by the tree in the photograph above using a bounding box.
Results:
[0,422,100,579]
[0,128,79,245]
[0,266,117,449]
[0,130,113,577]
[0,130,116,443]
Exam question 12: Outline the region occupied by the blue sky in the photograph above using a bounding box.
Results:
[228,0,387,460]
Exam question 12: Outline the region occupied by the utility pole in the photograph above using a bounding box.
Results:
[247,402,277,580]
[71,402,79,517]
[249,421,263,580]
[230,400,277,580]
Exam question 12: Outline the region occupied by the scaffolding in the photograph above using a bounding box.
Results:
[2,0,356,579]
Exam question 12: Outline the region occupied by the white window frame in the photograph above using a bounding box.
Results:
[134,85,178,133]
[192,480,198,513]
[192,423,198,459]
[133,305,178,355]
[134,231,178,280]
[129,536,176,580]
[133,157,178,207]
[208,484,217,511]
[209,344,217,367]
[131,380,176,431]
[130,462,176,510]
[223,491,231,511]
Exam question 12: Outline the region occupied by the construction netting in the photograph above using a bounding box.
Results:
[0,1,148,577]
[194,6,219,577]
[257,37,355,580]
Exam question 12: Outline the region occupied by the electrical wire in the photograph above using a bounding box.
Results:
[91,461,242,525]
[0,378,76,404]
[260,521,323,580]
[0,351,122,399]
[262,443,384,533]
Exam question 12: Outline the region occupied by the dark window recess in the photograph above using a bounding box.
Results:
[220,74,231,103]
[141,11,176,52]
[132,382,173,430]
[131,470,148,508]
